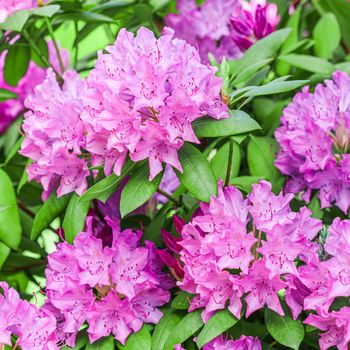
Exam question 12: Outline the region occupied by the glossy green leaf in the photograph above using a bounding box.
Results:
[247,136,281,188]
[211,139,241,182]
[31,193,71,240]
[163,309,204,350]
[193,110,260,138]
[85,336,115,350]
[152,310,183,350]
[62,194,90,243]
[118,325,151,350]
[61,331,88,350]
[0,10,29,31]
[0,169,22,249]
[230,176,264,193]
[197,310,238,349]
[175,143,217,202]
[120,162,162,218]
[231,29,291,76]
[0,242,11,269]
[0,88,17,102]
[243,79,307,97]
[80,161,136,203]
[4,42,31,86]
[31,5,60,17]
[278,54,335,74]
[313,13,341,59]
[265,308,305,350]
[56,11,115,23]
[171,291,193,310]
[3,136,23,166]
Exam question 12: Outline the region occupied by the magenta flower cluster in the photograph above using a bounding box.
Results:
[275,71,350,213]
[19,26,228,199]
[0,282,58,350]
[165,0,279,63]
[162,179,350,349]
[44,217,170,347]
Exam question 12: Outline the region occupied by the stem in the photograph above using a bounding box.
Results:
[74,22,79,69]
[23,30,63,84]
[44,17,65,73]
[17,199,35,218]
[224,138,234,186]
[310,0,325,15]
[157,189,179,205]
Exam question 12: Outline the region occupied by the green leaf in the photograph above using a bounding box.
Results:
[175,143,217,202]
[120,162,162,218]
[193,110,261,138]
[278,54,335,74]
[0,169,22,249]
[243,79,307,97]
[247,135,281,184]
[80,161,136,203]
[211,139,241,182]
[163,309,204,350]
[232,59,272,85]
[31,5,60,17]
[31,192,71,240]
[31,38,49,69]
[62,194,90,243]
[4,42,31,86]
[0,10,29,31]
[3,136,23,166]
[0,88,17,102]
[230,176,264,193]
[231,29,291,77]
[264,308,305,350]
[197,310,238,349]
[56,11,115,23]
[86,336,115,350]
[313,13,341,59]
[0,242,11,269]
[171,291,193,310]
[152,310,183,350]
[118,325,151,350]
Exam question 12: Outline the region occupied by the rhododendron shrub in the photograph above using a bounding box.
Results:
[1,0,350,349]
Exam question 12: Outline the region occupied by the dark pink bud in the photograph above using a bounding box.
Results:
[173,215,186,234]
[157,249,184,280]
[161,228,182,254]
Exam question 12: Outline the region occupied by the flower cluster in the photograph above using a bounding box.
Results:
[165,0,279,63]
[82,26,228,180]
[44,217,170,347]
[0,282,58,350]
[0,41,69,133]
[162,180,322,322]
[20,69,89,200]
[275,71,350,213]
[0,0,37,22]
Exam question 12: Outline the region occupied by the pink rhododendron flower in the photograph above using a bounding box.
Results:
[275,71,350,213]
[0,0,37,22]
[231,0,280,50]
[165,0,241,63]
[0,282,58,350]
[82,26,228,180]
[0,41,69,133]
[305,308,350,350]
[20,69,89,200]
[45,216,170,346]
[168,180,321,322]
